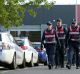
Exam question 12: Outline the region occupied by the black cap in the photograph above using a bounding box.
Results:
[72,19,76,24]
[57,18,62,22]
[47,21,52,25]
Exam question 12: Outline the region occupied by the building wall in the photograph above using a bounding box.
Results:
[77,5,80,23]
[23,5,75,25]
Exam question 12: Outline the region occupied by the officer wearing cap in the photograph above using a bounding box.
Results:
[66,19,80,69]
[55,18,66,68]
[41,21,60,70]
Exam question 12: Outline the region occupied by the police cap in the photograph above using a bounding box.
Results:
[72,19,76,24]
[47,21,52,26]
[57,18,62,22]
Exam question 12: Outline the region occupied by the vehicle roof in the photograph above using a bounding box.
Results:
[14,37,28,40]
[0,31,10,34]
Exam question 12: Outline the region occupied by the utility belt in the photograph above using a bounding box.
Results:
[58,37,65,39]
[44,41,56,44]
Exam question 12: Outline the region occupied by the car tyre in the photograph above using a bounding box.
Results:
[28,54,34,67]
[9,53,17,70]
[19,53,26,68]
[34,57,39,66]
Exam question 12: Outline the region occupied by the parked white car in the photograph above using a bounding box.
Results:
[0,32,26,69]
[15,37,39,67]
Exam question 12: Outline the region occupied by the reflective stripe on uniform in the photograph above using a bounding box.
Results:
[69,32,79,34]
[57,32,64,34]
[71,39,79,41]
[45,35,55,38]
[58,37,65,39]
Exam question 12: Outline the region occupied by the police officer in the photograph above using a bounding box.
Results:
[66,20,80,69]
[41,21,60,70]
[55,18,66,68]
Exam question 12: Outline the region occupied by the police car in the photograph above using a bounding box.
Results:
[0,32,26,69]
[15,37,39,67]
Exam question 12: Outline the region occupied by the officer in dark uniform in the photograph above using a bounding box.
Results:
[41,21,60,70]
[55,18,66,68]
[66,20,80,69]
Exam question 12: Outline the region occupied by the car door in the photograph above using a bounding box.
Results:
[2,33,15,64]
[7,34,24,65]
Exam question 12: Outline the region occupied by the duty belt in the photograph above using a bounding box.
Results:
[58,37,65,39]
[44,41,56,43]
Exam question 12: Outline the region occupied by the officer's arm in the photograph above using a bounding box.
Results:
[65,28,69,48]
[64,28,67,35]
[41,31,45,49]
[64,27,68,46]
[55,31,61,47]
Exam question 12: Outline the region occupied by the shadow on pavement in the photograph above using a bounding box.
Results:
[0,67,9,71]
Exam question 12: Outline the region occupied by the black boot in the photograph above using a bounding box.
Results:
[55,65,58,69]
[48,64,52,70]
[66,65,71,69]
[76,66,79,69]
[61,65,64,68]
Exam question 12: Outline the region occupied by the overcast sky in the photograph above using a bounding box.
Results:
[48,0,80,5]
[21,0,80,5]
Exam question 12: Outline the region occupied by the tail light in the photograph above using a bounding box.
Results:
[2,43,10,50]
[20,46,28,50]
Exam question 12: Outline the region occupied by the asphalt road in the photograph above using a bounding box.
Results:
[0,65,80,74]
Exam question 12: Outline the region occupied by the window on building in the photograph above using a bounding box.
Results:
[10,31,18,37]
[29,31,41,42]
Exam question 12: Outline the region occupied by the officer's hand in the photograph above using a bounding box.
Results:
[41,48,44,50]
[66,47,69,51]
[64,49,66,54]
[58,44,61,48]
[41,45,43,50]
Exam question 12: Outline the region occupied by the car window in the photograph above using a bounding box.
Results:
[7,34,16,43]
[16,40,24,46]
[33,44,40,49]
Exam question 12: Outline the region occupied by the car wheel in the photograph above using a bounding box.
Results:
[34,57,39,66]
[9,53,17,70]
[19,53,26,68]
[28,54,34,67]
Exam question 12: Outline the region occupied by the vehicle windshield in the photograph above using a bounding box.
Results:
[33,44,41,51]
[16,40,24,46]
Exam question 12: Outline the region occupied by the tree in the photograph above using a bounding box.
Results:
[0,0,55,28]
